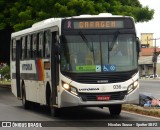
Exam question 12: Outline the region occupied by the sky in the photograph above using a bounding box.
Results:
[136,0,160,47]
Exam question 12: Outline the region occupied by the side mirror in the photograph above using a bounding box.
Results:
[136,37,141,58]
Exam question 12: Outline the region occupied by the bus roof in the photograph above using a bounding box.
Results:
[11,18,62,38]
[11,13,134,38]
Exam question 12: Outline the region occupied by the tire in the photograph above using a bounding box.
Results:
[109,104,122,116]
[49,96,60,117]
[22,85,30,109]
[50,106,60,117]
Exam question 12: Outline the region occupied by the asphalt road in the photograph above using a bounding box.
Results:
[139,79,160,98]
[0,86,160,130]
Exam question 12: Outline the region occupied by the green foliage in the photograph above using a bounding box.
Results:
[0,0,155,31]
[134,6,154,22]
[0,64,10,80]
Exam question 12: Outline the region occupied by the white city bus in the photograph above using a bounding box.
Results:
[10,13,140,117]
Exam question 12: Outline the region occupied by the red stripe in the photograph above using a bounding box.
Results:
[37,59,44,81]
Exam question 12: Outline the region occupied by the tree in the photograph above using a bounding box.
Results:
[0,64,10,80]
[0,0,155,64]
[0,0,154,31]
[0,0,16,30]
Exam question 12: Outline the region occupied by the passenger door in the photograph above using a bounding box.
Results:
[51,28,59,106]
[15,39,21,98]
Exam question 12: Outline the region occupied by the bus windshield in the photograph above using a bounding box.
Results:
[61,34,138,73]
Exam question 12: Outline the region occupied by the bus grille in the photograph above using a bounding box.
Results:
[62,70,137,84]
[74,74,128,84]
[79,91,127,101]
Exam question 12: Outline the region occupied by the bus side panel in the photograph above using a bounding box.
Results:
[20,59,49,105]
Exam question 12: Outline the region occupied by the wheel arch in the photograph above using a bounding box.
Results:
[46,82,51,105]
[21,79,25,99]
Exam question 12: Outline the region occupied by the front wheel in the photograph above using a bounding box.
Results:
[50,106,61,117]
[49,96,60,117]
[108,104,122,116]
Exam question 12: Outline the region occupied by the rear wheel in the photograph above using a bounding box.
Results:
[109,104,122,116]
[22,85,30,109]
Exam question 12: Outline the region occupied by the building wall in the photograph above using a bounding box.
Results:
[141,33,153,47]
[138,55,160,77]
[156,56,160,76]
[139,33,160,77]
[139,64,153,77]
[156,63,160,76]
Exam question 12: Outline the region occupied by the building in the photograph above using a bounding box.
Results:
[138,33,160,78]
[141,33,153,48]
[138,48,160,77]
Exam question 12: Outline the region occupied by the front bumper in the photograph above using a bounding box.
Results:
[60,86,139,107]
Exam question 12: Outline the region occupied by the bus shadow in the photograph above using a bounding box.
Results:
[56,107,124,120]
[17,103,131,121]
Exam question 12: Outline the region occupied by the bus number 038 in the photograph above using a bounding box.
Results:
[113,85,121,89]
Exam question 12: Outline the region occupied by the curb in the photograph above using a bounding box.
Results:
[0,84,11,89]
[122,104,160,118]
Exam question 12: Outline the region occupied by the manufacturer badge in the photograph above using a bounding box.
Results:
[101,86,106,91]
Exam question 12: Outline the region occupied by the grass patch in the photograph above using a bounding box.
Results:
[122,104,160,118]
[0,80,11,85]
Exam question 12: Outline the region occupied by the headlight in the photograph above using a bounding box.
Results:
[63,83,70,90]
[62,81,78,96]
[127,80,138,94]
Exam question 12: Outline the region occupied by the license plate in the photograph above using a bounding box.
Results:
[96,96,110,101]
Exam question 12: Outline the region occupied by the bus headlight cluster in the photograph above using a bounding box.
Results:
[62,82,78,96]
[127,80,138,94]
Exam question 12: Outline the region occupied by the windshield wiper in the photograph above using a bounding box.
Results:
[79,31,93,52]
[109,31,120,51]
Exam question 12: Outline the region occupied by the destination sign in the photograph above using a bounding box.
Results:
[64,20,124,30]
[74,21,123,29]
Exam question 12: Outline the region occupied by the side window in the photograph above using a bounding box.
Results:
[38,32,43,58]
[27,35,31,58]
[32,34,37,58]
[25,37,27,58]
[12,39,16,61]
[21,37,27,60]
[44,31,51,58]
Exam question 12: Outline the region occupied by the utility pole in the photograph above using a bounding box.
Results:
[150,38,160,78]
[147,36,149,47]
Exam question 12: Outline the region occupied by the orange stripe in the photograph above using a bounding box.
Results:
[37,59,44,81]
